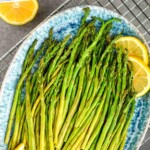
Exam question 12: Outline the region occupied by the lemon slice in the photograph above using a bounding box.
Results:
[116,36,149,65]
[128,56,150,97]
[14,143,25,150]
[0,0,38,25]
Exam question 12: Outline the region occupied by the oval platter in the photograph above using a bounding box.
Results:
[0,6,150,150]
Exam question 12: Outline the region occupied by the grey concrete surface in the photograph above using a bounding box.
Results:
[0,0,66,57]
[0,0,150,149]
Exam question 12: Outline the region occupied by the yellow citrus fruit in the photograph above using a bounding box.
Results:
[14,143,25,150]
[0,0,38,25]
[116,36,149,65]
[128,56,150,97]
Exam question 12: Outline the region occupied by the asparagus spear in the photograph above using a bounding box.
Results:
[84,74,112,150]
[68,123,89,150]
[54,20,95,143]
[5,39,48,144]
[20,39,60,124]
[71,29,118,130]
[97,23,112,59]
[64,48,97,130]
[43,41,58,68]
[87,78,94,98]
[35,112,40,150]
[8,138,12,150]
[38,59,45,150]
[47,79,63,150]
[9,90,22,149]
[22,40,37,72]
[30,38,57,87]
[107,61,117,116]
[100,50,129,150]
[25,76,36,150]
[17,71,59,143]
[75,53,112,128]
[69,75,79,108]
[47,35,70,82]
[81,7,90,25]
[31,41,57,102]
[118,100,136,150]
[109,99,135,150]
[81,86,108,149]
[71,127,88,150]
[76,55,96,117]
[22,122,28,146]
[64,114,77,142]
[48,97,56,150]
[76,78,107,129]
[119,136,127,150]
[57,67,86,149]
[121,49,128,95]
[62,109,96,150]
[45,111,49,150]
[31,32,56,70]
[15,40,40,147]
[46,66,64,103]
[95,45,123,150]
[31,74,57,116]
[56,18,120,144]
[108,103,131,150]
[67,64,75,87]
[34,63,65,118]
[90,137,98,150]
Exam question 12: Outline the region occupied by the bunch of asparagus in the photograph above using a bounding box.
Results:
[5,7,136,150]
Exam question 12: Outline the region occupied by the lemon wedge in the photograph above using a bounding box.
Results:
[128,56,150,97]
[116,36,149,65]
[0,0,38,25]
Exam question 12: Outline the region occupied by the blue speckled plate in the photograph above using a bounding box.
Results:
[0,6,150,150]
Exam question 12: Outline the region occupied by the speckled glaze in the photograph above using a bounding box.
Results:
[0,6,150,150]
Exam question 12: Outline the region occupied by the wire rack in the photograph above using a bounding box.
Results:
[0,0,150,148]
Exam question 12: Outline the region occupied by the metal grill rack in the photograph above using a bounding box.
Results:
[0,0,150,148]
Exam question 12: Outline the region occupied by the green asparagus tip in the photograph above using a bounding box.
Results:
[110,18,121,23]
[81,7,91,25]
[32,39,38,47]
[83,7,90,15]
[49,28,53,37]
